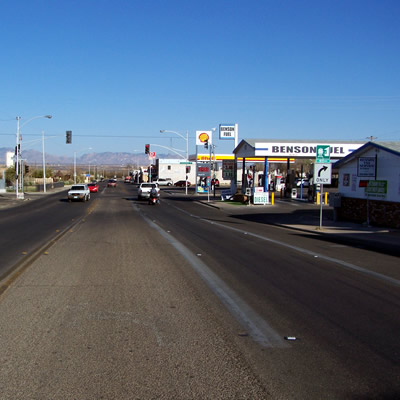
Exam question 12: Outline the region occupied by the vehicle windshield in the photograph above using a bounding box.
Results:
[71,186,85,190]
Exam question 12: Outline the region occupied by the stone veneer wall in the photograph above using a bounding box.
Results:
[337,197,400,229]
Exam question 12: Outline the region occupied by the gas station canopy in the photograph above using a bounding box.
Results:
[233,139,366,160]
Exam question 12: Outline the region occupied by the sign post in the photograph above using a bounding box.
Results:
[315,146,331,229]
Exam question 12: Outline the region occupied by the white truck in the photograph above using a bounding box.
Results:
[137,183,160,200]
[68,184,91,202]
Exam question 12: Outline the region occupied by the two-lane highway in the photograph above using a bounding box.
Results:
[0,181,399,399]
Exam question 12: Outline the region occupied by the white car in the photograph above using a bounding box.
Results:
[68,184,90,202]
[138,183,160,200]
[296,179,310,187]
[154,178,173,186]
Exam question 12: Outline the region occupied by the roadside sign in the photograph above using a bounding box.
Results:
[316,145,330,163]
[196,131,212,146]
[197,164,210,177]
[314,163,332,184]
[365,180,387,198]
[253,191,269,205]
[222,160,234,179]
[149,152,156,160]
[358,156,376,177]
[219,124,236,140]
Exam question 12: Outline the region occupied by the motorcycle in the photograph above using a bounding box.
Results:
[148,195,160,205]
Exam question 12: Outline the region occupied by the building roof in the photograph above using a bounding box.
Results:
[333,141,400,168]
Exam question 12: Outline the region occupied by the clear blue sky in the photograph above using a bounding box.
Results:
[1,0,399,158]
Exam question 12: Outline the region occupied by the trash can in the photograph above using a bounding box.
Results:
[330,192,342,221]
[291,188,297,199]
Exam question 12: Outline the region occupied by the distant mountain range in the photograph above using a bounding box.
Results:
[0,148,180,166]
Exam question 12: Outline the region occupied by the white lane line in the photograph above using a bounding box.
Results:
[134,204,287,349]
[170,203,400,288]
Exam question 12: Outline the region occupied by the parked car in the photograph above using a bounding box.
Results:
[107,179,117,187]
[138,183,160,200]
[88,182,99,193]
[154,178,173,186]
[68,184,90,202]
[296,179,310,187]
[175,180,191,187]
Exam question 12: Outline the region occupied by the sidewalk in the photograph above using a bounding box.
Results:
[0,186,69,210]
[195,194,400,257]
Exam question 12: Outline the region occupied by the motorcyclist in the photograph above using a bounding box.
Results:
[149,185,160,204]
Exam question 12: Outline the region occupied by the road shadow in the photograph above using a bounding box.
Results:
[229,209,333,226]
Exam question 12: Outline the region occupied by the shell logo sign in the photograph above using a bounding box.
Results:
[196,130,212,146]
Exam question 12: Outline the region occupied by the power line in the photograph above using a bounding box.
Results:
[0,133,184,139]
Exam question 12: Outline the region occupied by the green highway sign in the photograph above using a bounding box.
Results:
[316,145,330,163]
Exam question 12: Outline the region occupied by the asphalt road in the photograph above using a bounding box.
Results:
[0,182,399,399]
[0,187,92,280]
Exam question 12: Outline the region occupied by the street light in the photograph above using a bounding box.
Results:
[16,115,52,199]
[160,129,189,194]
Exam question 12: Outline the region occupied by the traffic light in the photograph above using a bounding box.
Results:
[66,130,72,144]
[186,166,191,173]
[204,140,208,149]
[24,165,29,174]
[145,144,150,154]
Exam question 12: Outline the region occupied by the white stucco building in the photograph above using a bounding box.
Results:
[333,141,400,228]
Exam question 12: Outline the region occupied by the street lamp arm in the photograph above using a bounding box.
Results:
[149,144,186,159]
[160,129,186,141]
[19,115,52,129]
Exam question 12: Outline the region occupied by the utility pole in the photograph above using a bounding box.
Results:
[15,117,22,199]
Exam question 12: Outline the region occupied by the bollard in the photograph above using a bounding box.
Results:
[271,192,275,205]
[324,192,328,205]
[316,191,320,205]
